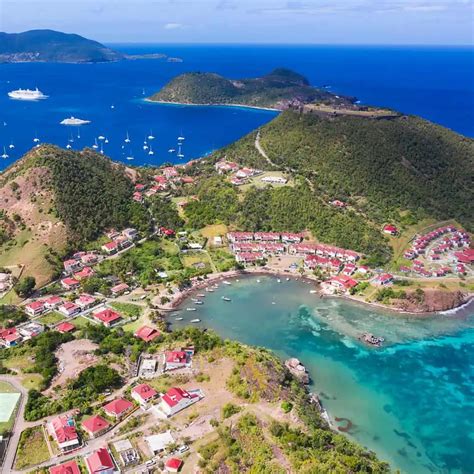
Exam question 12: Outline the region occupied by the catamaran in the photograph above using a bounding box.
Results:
[8,88,47,101]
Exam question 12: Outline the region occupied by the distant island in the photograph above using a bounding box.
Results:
[0,29,181,64]
[148,68,355,110]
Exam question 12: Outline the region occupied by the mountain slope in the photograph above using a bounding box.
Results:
[215,110,474,229]
[149,68,354,110]
[0,30,124,63]
[0,146,136,285]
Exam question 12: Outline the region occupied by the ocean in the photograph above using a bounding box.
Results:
[173,276,474,474]
[0,44,473,171]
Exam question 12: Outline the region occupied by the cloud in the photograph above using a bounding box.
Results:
[216,0,238,10]
[163,22,184,30]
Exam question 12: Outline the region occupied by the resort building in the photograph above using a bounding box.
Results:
[85,447,115,474]
[25,300,45,317]
[131,383,158,408]
[158,387,203,417]
[93,309,122,327]
[81,415,111,438]
[134,325,161,342]
[48,414,80,452]
[49,460,81,474]
[103,398,134,419]
[164,350,190,371]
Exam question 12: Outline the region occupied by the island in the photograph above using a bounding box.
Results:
[148,68,355,110]
[0,29,182,64]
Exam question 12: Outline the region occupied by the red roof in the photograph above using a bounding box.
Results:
[383,224,398,233]
[330,275,358,289]
[56,322,76,333]
[82,415,110,435]
[111,282,129,293]
[94,309,121,324]
[165,457,183,471]
[85,447,114,473]
[51,415,78,443]
[134,325,161,342]
[103,241,118,250]
[26,301,44,311]
[165,350,187,364]
[74,267,95,279]
[161,387,198,408]
[49,460,81,474]
[103,398,133,416]
[45,295,63,306]
[62,277,79,287]
[132,383,157,401]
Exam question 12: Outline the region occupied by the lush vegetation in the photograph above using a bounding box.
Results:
[244,110,474,229]
[33,146,135,243]
[0,305,27,328]
[150,68,352,109]
[14,276,36,297]
[0,29,124,63]
[14,426,50,470]
[150,196,184,230]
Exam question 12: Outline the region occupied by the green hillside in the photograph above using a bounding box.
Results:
[215,110,474,230]
[149,68,353,109]
[0,29,124,63]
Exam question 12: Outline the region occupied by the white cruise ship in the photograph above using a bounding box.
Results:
[8,88,47,101]
[60,116,91,126]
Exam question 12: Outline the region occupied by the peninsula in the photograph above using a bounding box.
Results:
[148,68,355,110]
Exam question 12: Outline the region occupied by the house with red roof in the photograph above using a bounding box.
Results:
[162,166,179,179]
[165,457,184,473]
[132,192,143,203]
[56,321,76,334]
[281,233,303,243]
[0,328,22,347]
[164,350,190,371]
[101,241,119,255]
[103,398,134,419]
[74,266,95,281]
[134,325,161,342]
[61,278,80,291]
[342,263,357,276]
[49,460,81,474]
[93,309,122,327]
[81,253,99,266]
[75,294,97,309]
[110,282,129,297]
[44,295,63,310]
[383,224,398,236]
[82,415,111,438]
[48,414,80,452]
[235,252,264,264]
[158,387,203,417]
[63,259,81,273]
[85,447,115,474]
[254,232,280,242]
[59,302,81,318]
[131,383,158,407]
[331,199,346,208]
[160,227,175,237]
[25,300,45,317]
[375,273,394,286]
[454,249,474,265]
[456,263,467,275]
[227,232,254,243]
[327,275,358,293]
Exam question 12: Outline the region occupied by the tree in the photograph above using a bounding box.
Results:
[14,276,36,297]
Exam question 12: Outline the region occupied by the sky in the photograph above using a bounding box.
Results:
[1,0,473,45]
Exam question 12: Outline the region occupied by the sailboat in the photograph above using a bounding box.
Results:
[148,146,154,156]
[92,138,99,149]
[105,138,109,144]
[8,142,15,149]
[98,135,105,141]
[168,148,175,153]
[177,143,184,159]
[66,143,72,149]
[178,135,185,141]
[148,131,155,140]
[124,132,131,143]
[33,135,40,143]
[100,143,104,154]
[1,147,9,159]
[143,139,148,150]
[77,129,81,139]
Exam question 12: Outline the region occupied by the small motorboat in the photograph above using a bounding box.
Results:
[223,280,231,285]
[222,296,231,302]
[186,307,197,312]
[310,290,317,294]
[194,300,203,305]
[197,294,205,298]
[190,318,201,323]
[175,317,183,321]
[277,279,281,283]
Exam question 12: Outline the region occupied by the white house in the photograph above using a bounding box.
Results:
[158,387,203,417]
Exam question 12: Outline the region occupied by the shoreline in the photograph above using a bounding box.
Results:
[156,268,474,317]
[143,98,281,113]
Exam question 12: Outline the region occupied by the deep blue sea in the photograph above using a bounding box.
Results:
[0,44,473,171]
[173,276,474,474]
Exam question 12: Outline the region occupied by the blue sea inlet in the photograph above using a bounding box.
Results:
[1,44,473,171]
[173,276,474,474]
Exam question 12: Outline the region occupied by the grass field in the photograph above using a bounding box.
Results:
[181,251,213,271]
[239,171,293,192]
[3,352,34,373]
[122,314,148,333]
[20,374,44,391]
[14,426,50,470]
[160,239,180,255]
[109,302,144,318]
[37,311,65,326]
[199,224,228,240]
[70,316,93,329]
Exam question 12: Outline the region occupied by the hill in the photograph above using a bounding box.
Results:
[212,110,474,231]
[0,146,141,286]
[149,68,354,110]
[0,30,124,63]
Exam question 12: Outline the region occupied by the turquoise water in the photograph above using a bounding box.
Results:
[172,276,474,473]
